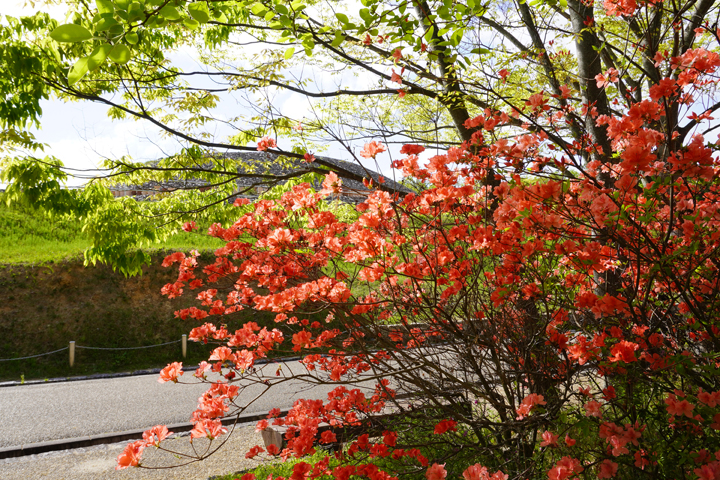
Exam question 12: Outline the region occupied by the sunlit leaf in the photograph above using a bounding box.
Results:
[95,16,120,32]
[331,31,344,47]
[188,3,210,23]
[127,2,145,22]
[108,44,131,64]
[96,0,114,14]
[87,43,112,71]
[125,31,139,44]
[212,10,228,23]
[159,5,181,21]
[183,18,199,30]
[68,56,89,85]
[251,3,267,15]
[50,24,93,43]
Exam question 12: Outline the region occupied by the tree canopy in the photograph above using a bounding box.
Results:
[3,0,718,272]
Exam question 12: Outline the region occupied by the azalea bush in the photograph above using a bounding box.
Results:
[3,0,720,477]
[118,40,720,480]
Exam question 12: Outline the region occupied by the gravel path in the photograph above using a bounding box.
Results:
[0,425,269,480]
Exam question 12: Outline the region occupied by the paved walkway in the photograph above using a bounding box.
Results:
[0,360,351,479]
[0,359,344,449]
[1,373,209,449]
[0,357,383,479]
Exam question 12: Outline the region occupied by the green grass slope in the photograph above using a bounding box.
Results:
[0,202,90,264]
[0,201,225,264]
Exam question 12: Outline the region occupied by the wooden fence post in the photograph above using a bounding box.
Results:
[69,341,75,367]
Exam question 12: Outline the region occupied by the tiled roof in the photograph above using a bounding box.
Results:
[111,151,411,199]
[221,151,409,194]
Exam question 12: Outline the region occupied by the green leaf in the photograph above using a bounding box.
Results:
[188,3,210,23]
[424,25,434,41]
[127,2,144,21]
[108,44,131,64]
[437,5,450,20]
[159,5,181,21]
[276,4,289,15]
[115,0,132,10]
[96,0,114,14]
[331,31,344,47]
[87,43,112,71]
[50,24,93,43]
[212,10,227,23]
[68,57,89,85]
[335,13,349,25]
[559,0,568,7]
[183,18,199,30]
[264,11,275,21]
[251,3,267,15]
[359,8,371,24]
[125,31,139,44]
[284,47,295,59]
[108,24,125,36]
[212,9,228,22]
[96,16,120,32]
[450,28,464,46]
[592,41,607,52]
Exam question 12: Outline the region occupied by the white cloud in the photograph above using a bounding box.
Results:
[28,99,180,186]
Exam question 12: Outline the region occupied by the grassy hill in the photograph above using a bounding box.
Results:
[0,201,90,264]
[0,200,225,264]
[0,202,251,381]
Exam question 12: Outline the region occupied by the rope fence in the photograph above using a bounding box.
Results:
[0,347,69,362]
[75,340,181,351]
[0,335,188,366]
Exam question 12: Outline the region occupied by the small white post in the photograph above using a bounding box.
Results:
[182,334,187,358]
[69,341,75,367]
